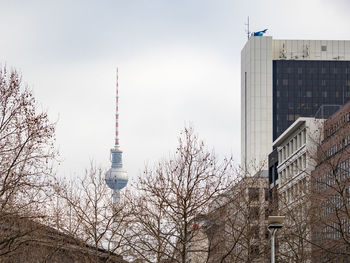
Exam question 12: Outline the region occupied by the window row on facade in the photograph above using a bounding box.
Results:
[319,191,350,217]
[314,217,350,241]
[281,177,307,205]
[248,187,269,202]
[274,60,350,73]
[325,112,350,138]
[321,135,350,161]
[277,79,350,86]
[315,159,350,191]
[248,206,270,221]
[280,154,307,186]
[278,129,306,163]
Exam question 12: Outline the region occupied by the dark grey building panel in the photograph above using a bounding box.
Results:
[273,60,350,140]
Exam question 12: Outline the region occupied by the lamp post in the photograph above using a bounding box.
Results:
[267,216,285,263]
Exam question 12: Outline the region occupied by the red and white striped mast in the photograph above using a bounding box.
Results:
[115,67,120,150]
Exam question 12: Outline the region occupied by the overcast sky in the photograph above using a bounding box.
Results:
[1,0,350,181]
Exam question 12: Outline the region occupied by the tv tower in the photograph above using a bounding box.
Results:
[105,68,128,204]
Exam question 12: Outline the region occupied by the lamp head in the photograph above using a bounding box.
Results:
[268,216,285,229]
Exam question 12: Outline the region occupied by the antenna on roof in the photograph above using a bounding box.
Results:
[245,16,251,40]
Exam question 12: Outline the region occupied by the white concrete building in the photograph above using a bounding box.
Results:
[273,117,324,262]
[274,117,323,203]
[241,36,350,172]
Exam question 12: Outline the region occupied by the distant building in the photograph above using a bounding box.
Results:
[187,214,212,263]
[190,173,270,263]
[273,117,324,262]
[241,36,350,172]
[311,101,350,262]
[0,216,126,263]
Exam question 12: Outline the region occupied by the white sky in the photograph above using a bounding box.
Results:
[1,0,350,181]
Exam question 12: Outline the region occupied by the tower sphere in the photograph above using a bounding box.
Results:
[105,167,128,190]
[105,148,128,190]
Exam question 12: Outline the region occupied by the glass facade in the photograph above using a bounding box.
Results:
[268,148,278,185]
[273,60,350,140]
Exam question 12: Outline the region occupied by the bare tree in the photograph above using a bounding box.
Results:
[0,66,128,262]
[0,67,57,258]
[277,186,315,263]
[56,163,130,263]
[124,127,235,263]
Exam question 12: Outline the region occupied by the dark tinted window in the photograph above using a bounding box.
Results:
[273,60,350,140]
[249,188,259,202]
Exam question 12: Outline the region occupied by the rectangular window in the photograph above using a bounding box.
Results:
[250,245,260,258]
[264,188,269,201]
[249,207,260,220]
[278,150,281,162]
[250,225,260,239]
[346,159,349,178]
[265,208,270,220]
[249,188,260,202]
[295,161,299,174]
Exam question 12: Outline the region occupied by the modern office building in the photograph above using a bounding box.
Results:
[241,36,350,171]
[273,117,324,263]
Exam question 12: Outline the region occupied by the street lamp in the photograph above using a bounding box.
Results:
[268,216,285,263]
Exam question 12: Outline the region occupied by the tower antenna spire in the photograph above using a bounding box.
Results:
[115,68,120,149]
